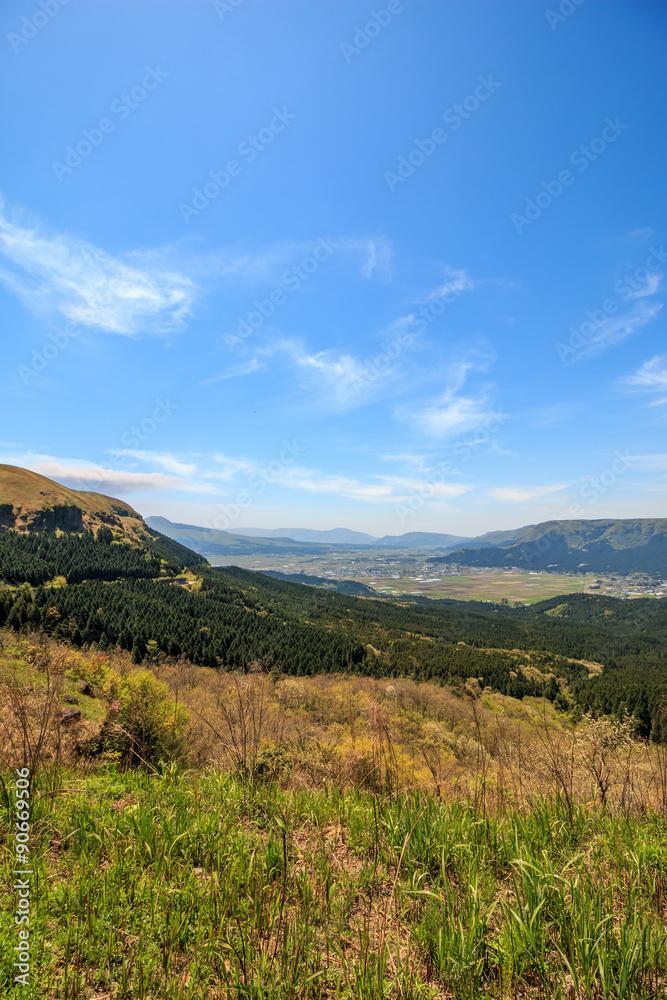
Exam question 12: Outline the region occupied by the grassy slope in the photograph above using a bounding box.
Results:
[1,767,666,999]
[2,633,667,997]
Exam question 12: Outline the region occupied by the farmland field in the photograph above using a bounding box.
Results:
[209,550,596,604]
[368,570,595,603]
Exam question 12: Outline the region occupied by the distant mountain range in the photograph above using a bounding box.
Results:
[144,517,344,556]
[376,531,469,548]
[2,465,663,577]
[149,515,667,574]
[146,518,471,556]
[234,526,378,545]
[429,519,667,575]
[234,526,470,548]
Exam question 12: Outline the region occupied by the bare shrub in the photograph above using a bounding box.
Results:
[0,639,65,796]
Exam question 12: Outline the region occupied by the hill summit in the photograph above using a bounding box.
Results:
[0,465,206,575]
[0,464,147,541]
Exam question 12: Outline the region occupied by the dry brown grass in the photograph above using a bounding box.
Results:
[2,627,667,818]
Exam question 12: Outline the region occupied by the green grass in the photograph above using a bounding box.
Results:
[2,767,666,999]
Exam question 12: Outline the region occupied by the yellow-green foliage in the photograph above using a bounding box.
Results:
[64,649,114,692]
[102,669,190,767]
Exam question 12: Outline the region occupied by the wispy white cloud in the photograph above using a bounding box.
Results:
[295,348,392,405]
[527,402,581,428]
[376,451,433,466]
[627,228,656,243]
[569,300,662,362]
[39,464,194,495]
[0,198,393,340]
[279,467,395,501]
[355,237,393,281]
[108,449,198,476]
[204,236,392,284]
[0,203,197,336]
[411,393,490,437]
[378,475,470,500]
[207,454,258,482]
[277,465,471,503]
[202,454,401,502]
[200,449,473,505]
[488,483,568,503]
[3,444,476,511]
[626,452,667,472]
[424,266,474,301]
[201,357,263,384]
[208,335,411,408]
[622,354,667,405]
[399,355,496,438]
[206,241,318,282]
[625,272,662,300]
[0,452,210,495]
[489,442,518,457]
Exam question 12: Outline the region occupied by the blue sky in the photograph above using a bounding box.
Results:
[1,0,666,537]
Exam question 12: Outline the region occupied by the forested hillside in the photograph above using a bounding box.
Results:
[1,464,666,740]
[262,568,377,595]
[2,526,667,737]
[0,523,205,584]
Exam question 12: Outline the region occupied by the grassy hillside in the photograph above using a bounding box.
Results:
[0,464,147,539]
[3,764,667,999]
[2,634,667,999]
[2,542,667,736]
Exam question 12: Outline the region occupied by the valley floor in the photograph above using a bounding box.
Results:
[208,553,666,605]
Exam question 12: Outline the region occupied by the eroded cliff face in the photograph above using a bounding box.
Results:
[0,503,132,534]
[1,503,85,532]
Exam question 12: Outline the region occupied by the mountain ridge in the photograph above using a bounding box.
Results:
[144,516,347,555]
[233,526,378,545]
[430,518,667,574]
[374,531,470,548]
[148,518,474,553]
